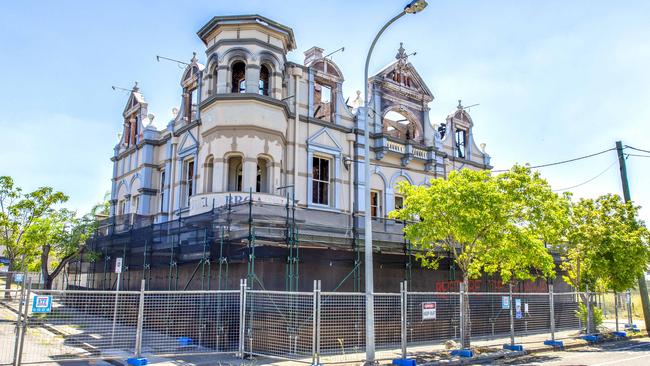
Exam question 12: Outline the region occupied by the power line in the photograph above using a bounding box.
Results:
[625,145,650,155]
[627,153,650,158]
[552,160,619,192]
[492,147,618,173]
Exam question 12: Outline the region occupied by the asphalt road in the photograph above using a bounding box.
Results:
[486,337,650,365]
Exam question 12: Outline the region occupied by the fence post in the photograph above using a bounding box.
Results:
[509,283,515,346]
[549,284,555,341]
[16,279,31,366]
[311,280,321,366]
[614,291,619,332]
[134,279,145,358]
[238,279,247,359]
[586,285,592,334]
[400,281,407,359]
[459,282,465,346]
[627,290,633,327]
[12,280,27,366]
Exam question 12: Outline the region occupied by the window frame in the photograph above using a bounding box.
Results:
[183,159,195,207]
[455,129,467,159]
[311,155,331,206]
[160,170,166,212]
[370,189,382,218]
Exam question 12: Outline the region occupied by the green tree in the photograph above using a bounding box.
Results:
[389,166,562,347]
[558,194,650,332]
[0,176,67,289]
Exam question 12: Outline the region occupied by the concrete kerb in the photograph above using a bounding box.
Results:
[419,332,647,366]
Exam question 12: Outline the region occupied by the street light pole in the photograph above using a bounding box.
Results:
[362,1,428,363]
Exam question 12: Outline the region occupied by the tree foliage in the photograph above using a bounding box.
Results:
[0,176,68,276]
[389,165,564,347]
[389,165,561,284]
[559,194,650,293]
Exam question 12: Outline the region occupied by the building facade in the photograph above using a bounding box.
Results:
[110,14,490,224]
[86,15,508,293]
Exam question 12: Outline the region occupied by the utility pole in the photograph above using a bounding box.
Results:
[616,140,650,335]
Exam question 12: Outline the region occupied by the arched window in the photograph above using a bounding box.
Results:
[259,65,270,96]
[204,156,214,193]
[227,156,243,191]
[382,110,420,142]
[256,158,269,193]
[231,61,246,93]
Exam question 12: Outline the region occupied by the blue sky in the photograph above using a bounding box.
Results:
[1,0,649,221]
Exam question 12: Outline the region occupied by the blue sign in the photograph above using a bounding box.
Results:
[32,295,52,313]
[14,273,23,283]
[515,298,522,319]
[501,296,510,309]
[0,257,10,265]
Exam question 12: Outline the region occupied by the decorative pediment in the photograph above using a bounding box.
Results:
[122,82,147,117]
[178,131,198,154]
[307,128,342,152]
[370,43,434,102]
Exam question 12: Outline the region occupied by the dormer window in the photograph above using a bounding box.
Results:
[259,65,270,96]
[231,61,246,93]
[455,129,467,159]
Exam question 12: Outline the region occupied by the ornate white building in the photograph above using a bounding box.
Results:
[88,14,495,292]
[110,15,490,223]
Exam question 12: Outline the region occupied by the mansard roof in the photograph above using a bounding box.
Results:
[197,14,297,51]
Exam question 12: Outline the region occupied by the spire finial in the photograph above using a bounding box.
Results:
[133,81,139,92]
[396,42,408,61]
[457,99,463,109]
[191,52,198,63]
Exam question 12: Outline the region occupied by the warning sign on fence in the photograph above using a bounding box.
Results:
[32,295,52,313]
[422,302,437,320]
[502,296,510,309]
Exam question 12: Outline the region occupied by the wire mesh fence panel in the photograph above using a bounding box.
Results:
[406,292,460,346]
[0,289,21,365]
[141,290,240,357]
[553,292,582,341]
[513,293,551,345]
[21,289,140,364]
[319,292,365,356]
[466,293,511,347]
[244,290,314,361]
[596,292,624,333]
[374,293,401,350]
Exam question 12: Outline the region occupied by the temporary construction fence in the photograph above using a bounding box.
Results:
[0,279,640,365]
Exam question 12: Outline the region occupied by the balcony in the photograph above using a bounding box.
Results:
[373,134,436,169]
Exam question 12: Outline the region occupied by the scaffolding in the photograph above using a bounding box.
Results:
[76,189,449,293]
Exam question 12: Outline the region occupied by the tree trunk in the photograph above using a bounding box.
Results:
[461,274,471,348]
[41,244,51,289]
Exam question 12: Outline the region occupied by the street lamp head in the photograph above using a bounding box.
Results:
[404,0,428,14]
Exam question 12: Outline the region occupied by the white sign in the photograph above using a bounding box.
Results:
[422,302,437,320]
[115,257,123,274]
[524,303,529,313]
[501,296,510,309]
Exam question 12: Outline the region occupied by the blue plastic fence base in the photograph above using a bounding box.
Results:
[582,334,600,343]
[392,358,416,366]
[543,340,564,348]
[451,349,473,358]
[613,331,627,338]
[177,336,193,346]
[127,358,148,366]
[503,344,524,351]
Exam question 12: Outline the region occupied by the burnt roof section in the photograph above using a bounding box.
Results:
[197,14,297,51]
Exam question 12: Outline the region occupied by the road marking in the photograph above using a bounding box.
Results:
[591,353,650,366]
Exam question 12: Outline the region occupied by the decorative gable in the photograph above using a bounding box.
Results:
[371,43,434,102]
[307,128,342,152]
[178,131,198,155]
